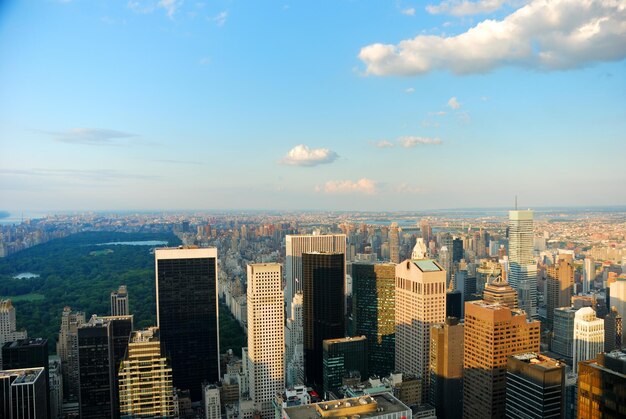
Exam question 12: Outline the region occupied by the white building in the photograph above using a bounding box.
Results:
[573,307,604,373]
[203,384,221,419]
[247,263,285,418]
[609,277,626,341]
[508,210,538,319]
[395,255,446,403]
[285,292,304,388]
[284,234,346,318]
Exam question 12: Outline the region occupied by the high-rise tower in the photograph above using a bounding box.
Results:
[247,263,284,418]
[0,300,27,369]
[609,277,626,342]
[395,255,446,403]
[429,317,463,419]
[546,254,574,327]
[508,209,537,318]
[285,292,304,387]
[110,285,129,316]
[155,247,219,401]
[583,257,595,293]
[389,223,400,264]
[56,306,85,402]
[573,307,604,374]
[302,252,345,390]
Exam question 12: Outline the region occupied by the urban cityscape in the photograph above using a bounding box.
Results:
[1,0,625,419]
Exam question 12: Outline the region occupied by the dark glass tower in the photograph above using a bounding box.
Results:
[155,247,219,401]
[452,238,463,263]
[351,262,395,377]
[322,336,368,397]
[77,315,133,419]
[303,252,345,390]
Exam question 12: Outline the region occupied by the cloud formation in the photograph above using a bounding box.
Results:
[447,96,461,109]
[158,0,181,18]
[426,0,524,16]
[47,128,138,146]
[371,136,443,148]
[401,8,416,15]
[280,144,339,167]
[317,178,377,195]
[209,11,228,26]
[372,140,395,148]
[359,0,626,75]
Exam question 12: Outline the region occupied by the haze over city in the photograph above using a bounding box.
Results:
[1,0,625,212]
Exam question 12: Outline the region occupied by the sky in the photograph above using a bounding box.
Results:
[0,0,625,212]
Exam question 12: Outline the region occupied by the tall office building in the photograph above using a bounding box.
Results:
[546,254,574,327]
[0,300,27,369]
[609,277,626,341]
[577,350,626,418]
[583,257,595,293]
[0,367,48,419]
[322,336,367,397]
[352,262,395,377]
[78,315,133,419]
[573,307,604,374]
[429,317,463,419]
[551,307,578,360]
[420,219,432,244]
[155,247,220,401]
[395,257,446,403]
[247,263,284,418]
[463,300,540,419]
[438,246,452,287]
[389,223,400,264]
[285,234,346,318]
[505,353,565,419]
[605,306,623,352]
[118,327,175,418]
[285,292,304,388]
[56,306,84,402]
[110,285,129,316]
[203,384,221,419]
[508,210,538,318]
[302,252,345,390]
[452,238,463,263]
[482,276,518,309]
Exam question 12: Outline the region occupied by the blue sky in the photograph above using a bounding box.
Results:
[1,0,625,212]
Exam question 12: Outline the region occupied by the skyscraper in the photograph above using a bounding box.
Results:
[285,292,304,388]
[0,300,27,369]
[395,256,446,403]
[118,327,175,418]
[573,307,604,374]
[56,306,84,402]
[506,353,565,419]
[577,350,626,418]
[420,219,432,245]
[609,277,626,341]
[247,263,284,418]
[429,317,463,419]
[482,276,518,309]
[389,223,400,264]
[551,307,578,361]
[583,257,595,293]
[604,306,623,352]
[322,336,368,397]
[110,285,129,316]
[0,367,48,419]
[285,234,346,318]
[463,300,540,419]
[351,262,395,377]
[546,254,574,327]
[155,247,220,401]
[302,252,345,390]
[508,209,538,318]
[77,315,133,419]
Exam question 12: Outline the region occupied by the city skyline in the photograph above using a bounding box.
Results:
[1,0,625,212]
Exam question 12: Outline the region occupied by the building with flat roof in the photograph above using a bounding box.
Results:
[282,393,410,419]
[0,300,28,369]
[110,285,129,316]
[552,307,578,360]
[573,307,604,374]
[0,367,47,419]
[508,209,537,319]
[546,255,574,328]
[322,336,367,397]
[429,317,463,419]
[577,350,626,418]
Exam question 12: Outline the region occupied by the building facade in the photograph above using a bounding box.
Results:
[508,210,538,319]
[247,263,284,418]
[577,350,626,418]
[609,277,626,342]
[0,367,48,419]
[155,247,220,401]
[56,306,84,402]
[110,285,129,316]
[429,317,463,419]
[482,276,518,309]
[285,292,304,388]
[552,307,578,360]
[546,254,574,328]
[573,307,604,374]
[322,336,368,397]
[0,300,27,369]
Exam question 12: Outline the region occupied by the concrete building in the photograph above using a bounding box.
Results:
[0,300,28,369]
[282,394,411,419]
[605,306,623,352]
[285,292,304,388]
[577,350,626,418]
[203,384,221,419]
[118,327,175,418]
[508,210,538,319]
[463,300,540,419]
[609,277,626,342]
[551,307,578,361]
[155,247,220,401]
[284,234,346,318]
[303,252,345,390]
[389,223,400,264]
[395,257,446,403]
[351,262,395,377]
[546,254,574,328]
[429,317,463,419]
[583,257,595,293]
[110,285,129,316]
[0,367,48,419]
[322,336,367,397]
[247,263,285,418]
[573,307,604,374]
[48,358,62,419]
[482,276,518,309]
[505,353,565,419]
[56,306,84,402]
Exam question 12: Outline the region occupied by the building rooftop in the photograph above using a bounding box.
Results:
[511,353,564,370]
[412,259,442,272]
[283,393,409,419]
[323,335,367,345]
[2,337,47,349]
[0,367,44,385]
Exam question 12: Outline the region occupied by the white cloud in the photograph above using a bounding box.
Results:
[402,7,416,15]
[426,0,525,16]
[209,11,228,26]
[158,0,181,18]
[428,111,447,116]
[394,182,426,194]
[398,136,443,147]
[359,0,626,75]
[372,140,395,148]
[46,128,138,146]
[317,178,377,195]
[280,144,339,167]
[447,96,461,109]
[406,87,416,94]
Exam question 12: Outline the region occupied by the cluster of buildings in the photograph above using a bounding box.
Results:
[1,207,626,418]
